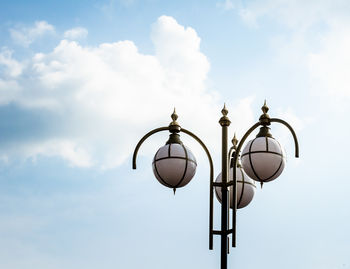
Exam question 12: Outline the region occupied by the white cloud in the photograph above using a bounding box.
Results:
[23,140,93,167]
[63,27,88,40]
[231,1,350,99]
[0,79,20,105]
[0,49,22,104]
[308,25,350,98]
[228,96,256,137]
[272,107,310,165]
[239,8,259,27]
[99,0,117,19]
[0,48,23,77]
[151,16,209,96]
[235,0,350,30]
[0,16,255,168]
[276,108,306,132]
[216,0,235,11]
[10,21,55,47]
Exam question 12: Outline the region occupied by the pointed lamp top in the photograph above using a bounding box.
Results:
[221,103,228,116]
[261,100,269,114]
[170,107,179,126]
[232,132,238,150]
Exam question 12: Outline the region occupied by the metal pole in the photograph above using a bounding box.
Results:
[219,105,231,269]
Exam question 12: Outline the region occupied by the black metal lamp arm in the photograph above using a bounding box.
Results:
[227,121,261,247]
[131,126,215,249]
[270,118,299,158]
[229,118,299,177]
[227,117,299,247]
[132,127,170,170]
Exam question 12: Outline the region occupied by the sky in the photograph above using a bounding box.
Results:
[0,0,350,268]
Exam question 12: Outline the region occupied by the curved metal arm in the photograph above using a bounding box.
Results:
[132,126,215,249]
[179,128,215,250]
[180,128,214,182]
[228,122,261,247]
[270,118,299,158]
[230,122,262,182]
[228,147,235,169]
[132,127,170,169]
[228,117,300,185]
[228,118,299,247]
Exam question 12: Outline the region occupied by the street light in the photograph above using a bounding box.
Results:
[132,101,299,269]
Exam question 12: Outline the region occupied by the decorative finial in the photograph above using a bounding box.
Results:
[221,103,228,116]
[258,99,271,127]
[261,100,269,114]
[219,103,231,127]
[232,133,238,150]
[171,107,178,122]
[169,107,179,127]
[173,188,176,195]
[260,182,264,189]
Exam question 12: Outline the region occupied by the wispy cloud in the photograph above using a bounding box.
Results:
[308,25,350,98]
[0,48,23,77]
[232,0,350,99]
[216,0,235,10]
[233,0,350,30]
[23,140,93,167]
[9,21,55,47]
[63,27,88,40]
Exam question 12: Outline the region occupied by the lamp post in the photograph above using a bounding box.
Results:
[132,101,299,269]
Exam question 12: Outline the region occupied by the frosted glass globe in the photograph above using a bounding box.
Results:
[215,166,256,209]
[152,143,197,189]
[241,137,285,184]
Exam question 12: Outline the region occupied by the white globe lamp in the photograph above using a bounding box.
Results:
[152,134,197,194]
[215,164,256,209]
[241,126,285,187]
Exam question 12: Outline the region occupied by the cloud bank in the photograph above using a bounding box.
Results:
[1,16,251,168]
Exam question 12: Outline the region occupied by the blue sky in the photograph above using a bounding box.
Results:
[0,0,350,268]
